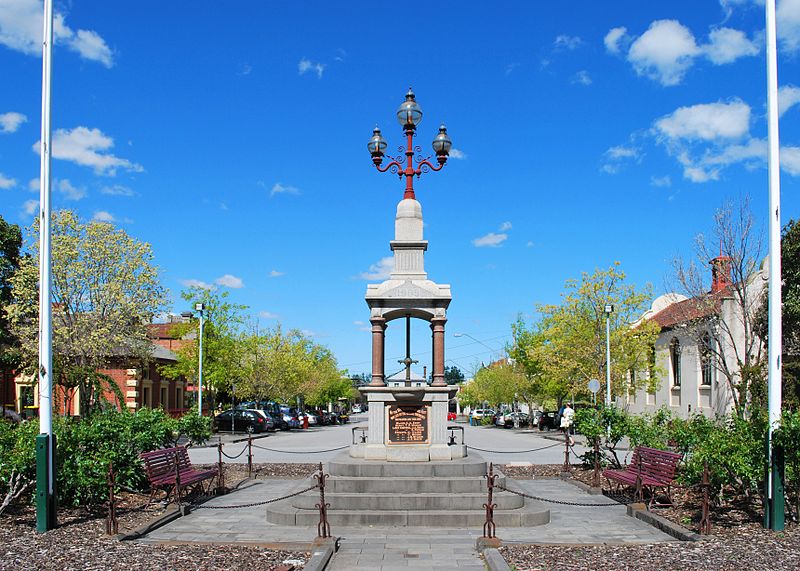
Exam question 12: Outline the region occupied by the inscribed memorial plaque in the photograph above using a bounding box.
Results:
[387,404,428,444]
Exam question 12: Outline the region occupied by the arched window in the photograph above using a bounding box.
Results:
[670,337,681,387]
[700,333,714,386]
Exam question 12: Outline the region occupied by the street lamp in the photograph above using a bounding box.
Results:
[367,87,452,200]
[604,304,614,407]
[195,302,205,415]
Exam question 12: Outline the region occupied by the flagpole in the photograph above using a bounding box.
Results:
[36,0,56,533]
[765,0,784,531]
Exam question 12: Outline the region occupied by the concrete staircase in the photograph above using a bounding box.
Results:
[265,453,550,527]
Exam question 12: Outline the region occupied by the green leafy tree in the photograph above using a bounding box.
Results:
[6,211,169,416]
[0,216,22,370]
[533,263,660,405]
[443,365,465,385]
[466,362,526,409]
[160,287,248,402]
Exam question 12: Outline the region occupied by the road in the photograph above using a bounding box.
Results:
[188,413,588,465]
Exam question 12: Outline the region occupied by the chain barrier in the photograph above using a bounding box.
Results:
[494,482,626,507]
[106,462,118,535]
[220,445,249,460]
[251,443,350,454]
[466,441,563,454]
[192,484,317,510]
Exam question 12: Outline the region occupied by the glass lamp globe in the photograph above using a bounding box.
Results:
[367,127,388,157]
[432,125,452,156]
[396,88,423,128]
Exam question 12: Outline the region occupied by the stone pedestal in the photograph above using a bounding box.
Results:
[353,385,460,461]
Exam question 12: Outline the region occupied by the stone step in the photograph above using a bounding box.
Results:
[326,475,502,494]
[327,456,488,478]
[289,491,524,511]
[266,504,550,527]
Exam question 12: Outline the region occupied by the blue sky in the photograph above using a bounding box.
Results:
[2,0,800,377]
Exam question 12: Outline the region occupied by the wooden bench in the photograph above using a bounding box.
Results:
[139,446,217,503]
[602,446,682,507]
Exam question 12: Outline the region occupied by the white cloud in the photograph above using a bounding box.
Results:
[449,148,467,160]
[0,0,113,66]
[22,199,38,215]
[526,241,534,248]
[650,175,672,187]
[703,27,758,64]
[269,269,284,278]
[100,184,135,196]
[353,320,371,332]
[359,257,393,280]
[655,100,751,141]
[0,111,26,133]
[55,179,86,200]
[782,146,800,176]
[180,279,213,290]
[215,274,244,289]
[779,85,800,117]
[505,62,520,75]
[604,27,629,54]
[627,20,700,86]
[554,35,582,50]
[35,127,143,175]
[298,57,325,78]
[498,221,512,232]
[270,182,300,197]
[92,210,115,222]
[605,145,639,159]
[571,70,592,85]
[778,0,800,53]
[684,166,720,183]
[259,311,279,320]
[472,232,508,248]
[27,177,38,191]
[0,173,16,189]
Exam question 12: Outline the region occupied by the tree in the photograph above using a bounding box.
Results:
[463,362,526,409]
[0,216,22,369]
[534,263,660,405]
[443,365,464,385]
[508,316,551,413]
[755,218,800,410]
[6,211,169,416]
[671,198,765,418]
[160,286,248,401]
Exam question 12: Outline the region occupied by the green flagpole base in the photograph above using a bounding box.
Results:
[35,434,57,532]
[764,438,785,531]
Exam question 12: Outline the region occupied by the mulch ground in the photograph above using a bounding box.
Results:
[0,463,317,571]
[499,463,800,571]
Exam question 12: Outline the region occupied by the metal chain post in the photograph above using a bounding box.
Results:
[635,453,643,504]
[174,451,183,505]
[482,462,498,538]
[314,462,331,538]
[105,461,118,535]
[247,434,253,477]
[216,442,226,495]
[592,437,601,487]
[700,461,711,535]
[562,430,570,473]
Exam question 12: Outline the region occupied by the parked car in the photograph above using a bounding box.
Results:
[469,409,495,425]
[267,411,289,431]
[213,409,272,433]
[303,411,320,426]
[495,411,529,428]
[447,411,457,421]
[351,404,362,413]
[537,411,560,431]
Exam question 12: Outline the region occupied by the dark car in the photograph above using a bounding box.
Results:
[537,411,560,431]
[213,409,271,434]
[268,411,289,430]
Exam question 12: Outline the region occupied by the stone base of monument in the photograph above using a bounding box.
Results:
[265,452,550,528]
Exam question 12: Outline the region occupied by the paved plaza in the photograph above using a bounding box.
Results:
[143,424,672,570]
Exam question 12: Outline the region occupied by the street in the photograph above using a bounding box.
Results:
[188,413,589,465]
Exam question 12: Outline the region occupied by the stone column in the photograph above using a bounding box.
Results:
[369,317,387,386]
[430,317,447,387]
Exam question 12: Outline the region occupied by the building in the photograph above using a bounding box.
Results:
[627,255,767,418]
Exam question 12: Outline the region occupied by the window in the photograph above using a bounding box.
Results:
[670,337,681,387]
[700,333,714,386]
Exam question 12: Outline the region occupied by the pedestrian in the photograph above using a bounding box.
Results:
[560,402,575,446]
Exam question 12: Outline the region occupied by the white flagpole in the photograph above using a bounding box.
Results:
[37,0,55,532]
[765,0,784,530]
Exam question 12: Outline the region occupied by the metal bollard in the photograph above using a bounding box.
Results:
[247,434,253,477]
[635,453,643,504]
[699,461,711,535]
[314,462,331,538]
[562,430,570,473]
[482,462,497,538]
[592,437,601,487]
[216,442,226,495]
[106,461,118,535]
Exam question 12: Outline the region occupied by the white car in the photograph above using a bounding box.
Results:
[352,404,362,413]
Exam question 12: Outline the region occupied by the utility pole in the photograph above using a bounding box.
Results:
[196,303,205,415]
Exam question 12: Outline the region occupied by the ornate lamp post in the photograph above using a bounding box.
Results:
[367,88,452,200]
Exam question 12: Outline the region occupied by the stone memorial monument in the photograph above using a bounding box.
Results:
[351,88,465,462]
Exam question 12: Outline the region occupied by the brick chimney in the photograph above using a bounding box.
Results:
[710,255,732,293]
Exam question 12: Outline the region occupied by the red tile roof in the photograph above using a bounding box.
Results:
[649,294,723,329]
